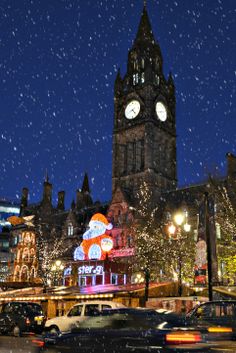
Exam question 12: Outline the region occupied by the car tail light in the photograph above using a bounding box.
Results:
[166,331,202,344]
[32,339,45,348]
[208,327,233,333]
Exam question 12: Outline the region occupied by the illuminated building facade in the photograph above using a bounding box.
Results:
[10,229,40,283]
[0,200,20,282]
[0,200,20,231]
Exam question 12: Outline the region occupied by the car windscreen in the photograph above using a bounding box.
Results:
[24,303,44,315]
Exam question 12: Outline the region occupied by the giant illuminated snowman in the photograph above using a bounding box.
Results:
[74,213,113,261]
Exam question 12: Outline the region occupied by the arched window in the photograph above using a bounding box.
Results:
[154,74,159,85]
[115,234,120,249]
[141,72,145,83]
[118,210,123,225]
[14,266,20,281]
[133,73,139,85]
[30,248,35,261]
[155,58,159,70]
[134,60,138,70]
[68,223,74,236]
[22,248,30,262]
[127,235,133,248]
[23,232,31,244]
[31,233,36,245]
[30,267,36,279]
[20,265,29,281]
[17,249,22,261]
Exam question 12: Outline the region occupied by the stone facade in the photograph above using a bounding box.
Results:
[112,6,177,207]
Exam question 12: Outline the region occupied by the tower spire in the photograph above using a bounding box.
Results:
[45,169,49,183]
[144,0,147,7]
[133,4,156,48]
[81,172,90,194]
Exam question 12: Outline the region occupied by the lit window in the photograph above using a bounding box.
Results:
[133,73,139,85]
[193,229,198,242]
[155,75,160,85]
[115,235,120,248]
[127,235,132,247]
[216,223,221,239]
[155,58,159,70]
[3,241,9,248]
[141,72,145,83]
[68,223,74,236]
[111,273,118,285]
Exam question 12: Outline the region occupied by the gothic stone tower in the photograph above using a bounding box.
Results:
[112,5,177,206]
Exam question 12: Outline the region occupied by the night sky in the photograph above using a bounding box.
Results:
[0,0,235,208]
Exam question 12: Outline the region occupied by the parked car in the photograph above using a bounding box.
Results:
[44,300,126,335]
[0,301,46,337]
[44,307,216,353]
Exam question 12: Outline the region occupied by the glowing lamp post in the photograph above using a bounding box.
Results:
[174,213,184,226]
[51,260,64,286]
[168,211,191,297]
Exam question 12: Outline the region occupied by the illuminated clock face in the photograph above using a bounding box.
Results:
[155,102,167,122]
[125,100,140,120]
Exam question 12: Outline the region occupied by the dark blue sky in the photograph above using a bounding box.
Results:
[0,0,235,208]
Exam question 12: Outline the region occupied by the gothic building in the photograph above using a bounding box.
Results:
[8,4,236,289]
[110,4,236,285]
[112,6,176,206]
[8,173,109,286]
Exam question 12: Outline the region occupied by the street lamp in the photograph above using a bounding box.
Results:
[168,211,191,297]
[134,273,145,284]
[51,260,64,286]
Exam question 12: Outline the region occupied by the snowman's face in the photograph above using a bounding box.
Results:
[83,220,107,240]
[89,220,107,234]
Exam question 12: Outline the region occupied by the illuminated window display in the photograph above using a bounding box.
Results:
[66,211,132,288]
[11,230,39,283]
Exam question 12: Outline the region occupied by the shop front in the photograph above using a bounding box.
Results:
[63,259,128,288]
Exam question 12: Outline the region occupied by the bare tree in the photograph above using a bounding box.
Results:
[209,178,236,283]
[36,226,67,288]
[166,229,196,295]
[131,182,167,304]
[132,181,196,301]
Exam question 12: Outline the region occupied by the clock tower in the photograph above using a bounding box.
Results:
[112,5,177,206]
